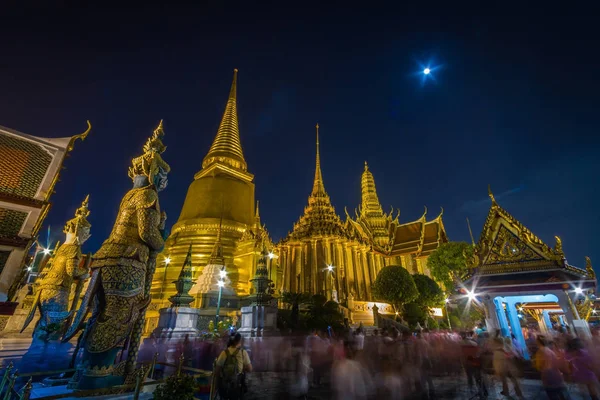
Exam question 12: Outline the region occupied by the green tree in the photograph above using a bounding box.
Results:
[427,242,473,291]
[412,274,444,308]
[281,291,310,330]
[306,294,345,331]
[153,374,197,400]
[404,301,428,327]
[372,265,418,312]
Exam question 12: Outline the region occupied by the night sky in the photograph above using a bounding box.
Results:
[1,5,598,271]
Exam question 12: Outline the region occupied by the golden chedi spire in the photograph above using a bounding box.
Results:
[312,123,326,197]
[202,69,247,172]
[357,162,392,248]
[287,124,347,240]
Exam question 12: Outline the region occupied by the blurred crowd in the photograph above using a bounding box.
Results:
[143,324,600,399]
[285,324,600,399]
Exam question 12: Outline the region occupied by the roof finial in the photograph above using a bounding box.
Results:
[488,184,497,204]
[311,123,326,196]
[229,69,238,101]
[364,160,368,171]
[255,200,260,219]
[154,119,164,135]
[466,217,475,246]
[421,206,428,221]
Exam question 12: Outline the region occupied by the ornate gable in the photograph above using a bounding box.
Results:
[470,188,563,273]
[485,225,546,265]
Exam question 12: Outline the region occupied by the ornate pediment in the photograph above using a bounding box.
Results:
[485,225,545,265]
[471,195,563,270]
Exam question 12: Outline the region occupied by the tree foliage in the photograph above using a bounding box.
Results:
[372,265,418,311]
[427,242,473,291]
[281,291,311,330]
[412,274,444,308]
[153,374,197,400]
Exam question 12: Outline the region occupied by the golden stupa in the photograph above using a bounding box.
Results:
[147,70,272,332]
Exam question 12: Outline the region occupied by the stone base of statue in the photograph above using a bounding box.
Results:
[238,304,278,338]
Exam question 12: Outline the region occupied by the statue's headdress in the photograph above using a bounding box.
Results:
[63,195,91,235]
[128,120,171,183]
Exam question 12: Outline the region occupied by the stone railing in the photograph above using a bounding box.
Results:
[352,300,394,315]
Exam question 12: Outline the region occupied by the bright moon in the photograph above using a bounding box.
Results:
[423,68,431,75]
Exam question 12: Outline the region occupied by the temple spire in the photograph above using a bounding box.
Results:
[311,123,326,196]
[168,244,195,307]
[202,69,247,171]
[361,160,383,216]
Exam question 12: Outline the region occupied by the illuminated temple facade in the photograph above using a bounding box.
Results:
[148,70,447,330]
[277,125,447,302]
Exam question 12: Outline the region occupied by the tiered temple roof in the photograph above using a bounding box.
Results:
[284,125,350,241]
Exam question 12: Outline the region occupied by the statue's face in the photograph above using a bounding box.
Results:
[78,227,91,244]
[154,167,168,192]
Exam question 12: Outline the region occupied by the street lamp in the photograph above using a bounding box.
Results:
[574,287,583,295]
[42,248,51,256]
[215,266,227,330]
[444,298,452,330]
[423,67,431,75]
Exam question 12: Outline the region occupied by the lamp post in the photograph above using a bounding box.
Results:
[215,266,227,330]
[445,298,452,330]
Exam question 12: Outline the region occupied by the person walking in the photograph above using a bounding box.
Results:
[215,333,252,400]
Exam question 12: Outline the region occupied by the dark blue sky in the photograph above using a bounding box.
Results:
[1,5,598,271]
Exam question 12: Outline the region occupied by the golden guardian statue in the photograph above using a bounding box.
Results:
[21,196,92,341]
[64,121,170,390]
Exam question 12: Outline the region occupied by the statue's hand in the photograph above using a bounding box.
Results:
[159,211,167,230]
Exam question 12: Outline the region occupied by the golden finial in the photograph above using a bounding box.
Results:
[154,119,164,135]
[437,207,444,219]
[201,69,246,172]
[229,69,238,101]
[586,257,595,279]
[488,184,497,204]
[312,123,326,196]
[364,160,368,171]
[554,236,564,256]
[66,120,92,152]
[420,206,427,221]
[255,200,260,219]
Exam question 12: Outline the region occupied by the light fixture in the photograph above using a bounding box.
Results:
[42,248,51,255]
[518,307,523,311]
[219,270,227,279]
[27,266,32,272]
[164,257,171,265]
[445,298,450,303]
[217,280,225,288]
[593,309,597,315]
[327,265,334,272]
[395,311,399,315]
[423,67,431,75]
[467,290,476,301]
[268,252,275,259]
[574,287,583,294]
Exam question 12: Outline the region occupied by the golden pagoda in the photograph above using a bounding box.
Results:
[148,70,270,331]
[277,125,448,304]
